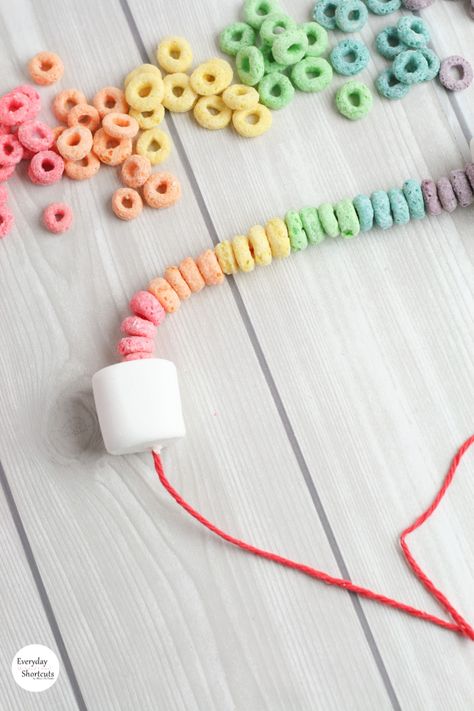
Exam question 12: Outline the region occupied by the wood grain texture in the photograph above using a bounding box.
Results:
[0,0,473,709]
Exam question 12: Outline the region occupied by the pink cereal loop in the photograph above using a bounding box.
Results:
[0,92,31,127]
[0,163,16,182]
[120,316,157,339]
[0,134,23,166]
[43,202,73,234]
[143,171,182,209]
[28,150,64,185]
[130,290,166,326]
[0,185,8,205]
[117,336,155,356]
[12,85,41,115]
[18,121,54,153]
[0,205,15,238]
[123,351,154,361]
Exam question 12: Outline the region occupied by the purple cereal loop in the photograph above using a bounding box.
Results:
[421,179,442,216]
[436,176,457,213]
[439,55,473,91]
[402,0,432,8]
[465,163,474,191]
[449,169,473,207]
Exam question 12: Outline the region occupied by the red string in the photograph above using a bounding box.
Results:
[152,435,474,640]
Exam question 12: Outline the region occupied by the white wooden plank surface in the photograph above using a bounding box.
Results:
[0,0,473,709]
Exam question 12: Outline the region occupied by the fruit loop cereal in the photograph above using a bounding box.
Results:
[193,95,232,129]
[232,104,272,137]
[143,172,181,209]
[163,266,191,300]
[28,52,64,85]
[162,74,197,113]
[0,134,23,165]
[195,249,225,285]
[93,87,128,118]
[222,84,259,111]
[0,205,14,238]
[190,59,233,95]
[67,103,101,132]
[156,37,193,74]
[0,92,32,126]
[28,150,64,185]
[18,121,54,153]
[439,55,473,91]
[136,128,171,165]
[102,112,139,139]
[112,187,143,220]
[53,89,87,122]
[148,277,181,313]
[121,154,152,188]
[56,126,93,161]
[93,128,132,166]
[129,105,165,130]
[43,202,73,234]
[178,257,205,292]
[125,74,164,112]
[64,152,101,180]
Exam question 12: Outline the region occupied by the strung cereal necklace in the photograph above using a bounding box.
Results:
[92,163,474,641]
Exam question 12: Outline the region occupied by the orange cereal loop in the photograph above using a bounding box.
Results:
[93,128,132,166]
[50,125,66,153]
[143,171,181,209]
[67,103,100,132]
[93,87,128,119]
[28,51,64,86]
[64,152,100,180]
[148,277,181,313]
[56,125,93,161]
[120,154,151,188]
[102,112,139,139]
[112,187,143,221]
[164,266,191,300]
[129,104,165,130]
[196,249,225,286]
[179,257,205,293]
[53,89,87,123]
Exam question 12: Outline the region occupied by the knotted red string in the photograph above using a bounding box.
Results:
[152,434,474,640]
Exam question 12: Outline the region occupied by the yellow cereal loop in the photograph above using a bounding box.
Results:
[215,241,238,274]
[232,104,272,138]
[232,235,255,272]
[248,224,272,266]
[190,58,233,96]
[124,64,161,87]
[193,96,232,130]
[125,72,164,111]
[136,128,171,165]
[222,84,259,111]
[163,73,197,112]
[157,36,193,74]
[265,218,291,258]
[129,104,165,130]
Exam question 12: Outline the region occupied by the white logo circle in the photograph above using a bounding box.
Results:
[11,644,59,692]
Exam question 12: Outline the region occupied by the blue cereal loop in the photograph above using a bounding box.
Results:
[335,0,368,32]
[365,0,401,14]
[375,68,411,99]
[403,179,425,219]
[419,47,440,81]
[393,49,428,85]
[330,39,370,76]
[353,194,374,231]
[388,188,410,225]
[397,16,430,49]
[313,0,340,30]
[371,190,393,230]
[375,26,405,60]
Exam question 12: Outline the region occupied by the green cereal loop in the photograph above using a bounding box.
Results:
[353,194,374,232]
[258,72,294,109]
[260,44,287,74]
[335,199,360,238]
[393,50,428,85]
[236,46,265,86]
[335,81,373,120]
[300,207,325,244]
[299,22,328,57]
[291,57,333,92]
[272,29,309,66]
[285,210,308,251]
[330,39,370,77]
[219,22,256,56]
[375,26,405,60]
[397,16,430,49]
[403,179,425,219]
[371,190,393,230]
[365,0,400,15]
[375,69,410,100]
[419,48,440,81]
[388,188,410,225]
[313,0,340,31]
[318,203,339,237]
[243,0,281,30]
[260,13,296,45]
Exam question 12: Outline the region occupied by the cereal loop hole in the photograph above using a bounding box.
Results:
[324,3,337,17]
[449,64,463,81]
[42,159,55,172]
[344,50,357,63]
[54,211,64,221]
[172,86,184,97]
[245,112,259,125]
[40,60,53,71]
[106,137,120,149]
[149,139,161,151]
[122,196,133,208]
[138,84,152,98]
[105,96,117,108]
[349,91,361,106]
[257,2,270,14]
[170,47,181,59]
[204,74,216,83]
[68,133,81,146]
[157,181,168,194]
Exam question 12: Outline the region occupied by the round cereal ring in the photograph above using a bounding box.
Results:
[112,187,143,221]
[365,0,400,13]
[330,39,370,76]
[232,235,255,272]
[393,50,428,85]
[118,336,155,357]
[12,85,41,117]
[121,316,157,339]
[258,72,294,109]
[164,266,191,300]
[51,125,66,151]
[299,21,328,57]
[143,171,181,208]
[67,103,101,132]
[124,64,162,87]
[193,95,232,130]
[436,176,457,213]
[449,169,473,207]
[335,81,373,120]
[53,89,87,123]
[285,210,308,251]
[190,58,233,96]
[18,120,54,153]
[0,206,14,238]
[375,69,410,100]
[163,73,197,112]
[125,73,164,112]
[196,249,225,285]
[439,56,473,92]
[313,0,341,30]
[64,152,100,180]
[259,13,296,45]
[353,194,374,231]
[0,134,23,166]
[387,188,410,225]
[0,185,7,205]
[121,154,151,188]
[220,22,256,56]
[0,164,16,182]
[28,150,64,185]
[222,84,259,111]
[318,203,339,236]
[93,128,132,166]
[102,112,139,139]
[28,51,64,85]
[43,202,73,234]
[129,104,165,130]
[265,217,290,258]
[148,277,181,313]
[402,179,425,219]
[232,104,272,138]
[335,198,360,237]
[421,179,442,216]
[215,241,238,274]
[272,29,308,66]
[261,44,287,75]
[136,128,171,165]
[335,0,368,32]
[375,26,405,60]
[156,36,193,74]
[130,290,165,326]
[93,87,128,118]
[0,92,31,127]
[300,206,325,244]
[291,57,333,92]
[179,257,205,292]
[397,16,429,49]
[371,190,393,230]
[248,224,272,265]
[236,47,265,87]
[243,0,281,29]
[56,125,93,161]
[419,48,440,82]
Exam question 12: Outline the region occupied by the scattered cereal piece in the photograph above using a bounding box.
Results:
[0,92,31,127]
[0,205,14,238]
[330,39,370,76]
[28,51,64,85]
[164,266,191,300]
[222,84,259,111]
[67,103,101,132]
[439,55,473,92]
[232,103,272,137]
[313,0,340,30]
[258,72,294,109]
[14,85,41,116]
[259,13,296,45]
[291,57,333,92]
[93,87,128,118]
[336,80,373,120]
[375,69,410,100]
[365,0,401,14]
[18,120,54,153]
[156,37,193,74]
[190,58,233,95]
[136,127,171,165]
[419,48,440,82]
[220,22,256,56]
[375,27,405,60]
[335,0,368,32]
[125,73,164,112]
[130,290,166,326]
[148,277,181,313]
[193,95,232,129]
[179,257,205,292]
[64,152,100,180]
[393,49,428,85]
[57,125,93,161]
[112,187,143,220]
[125,64,161,87]
[121,154,151,188]
[93,128,132,166]
[299,21,328,57]
[0,134,23,166]
[196,249,225,285]
[102,112,139,139]
[43,202,73,234]
[53,89,87,123]
[272,28,309,66]
[121,316,157,339]
[243,0,281,29]
[397,16,429,49]
[28,150,64,185]
[143,171,181,208]
[236,46,265,87]
[129,104,165,130]
[163,73,197,112]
